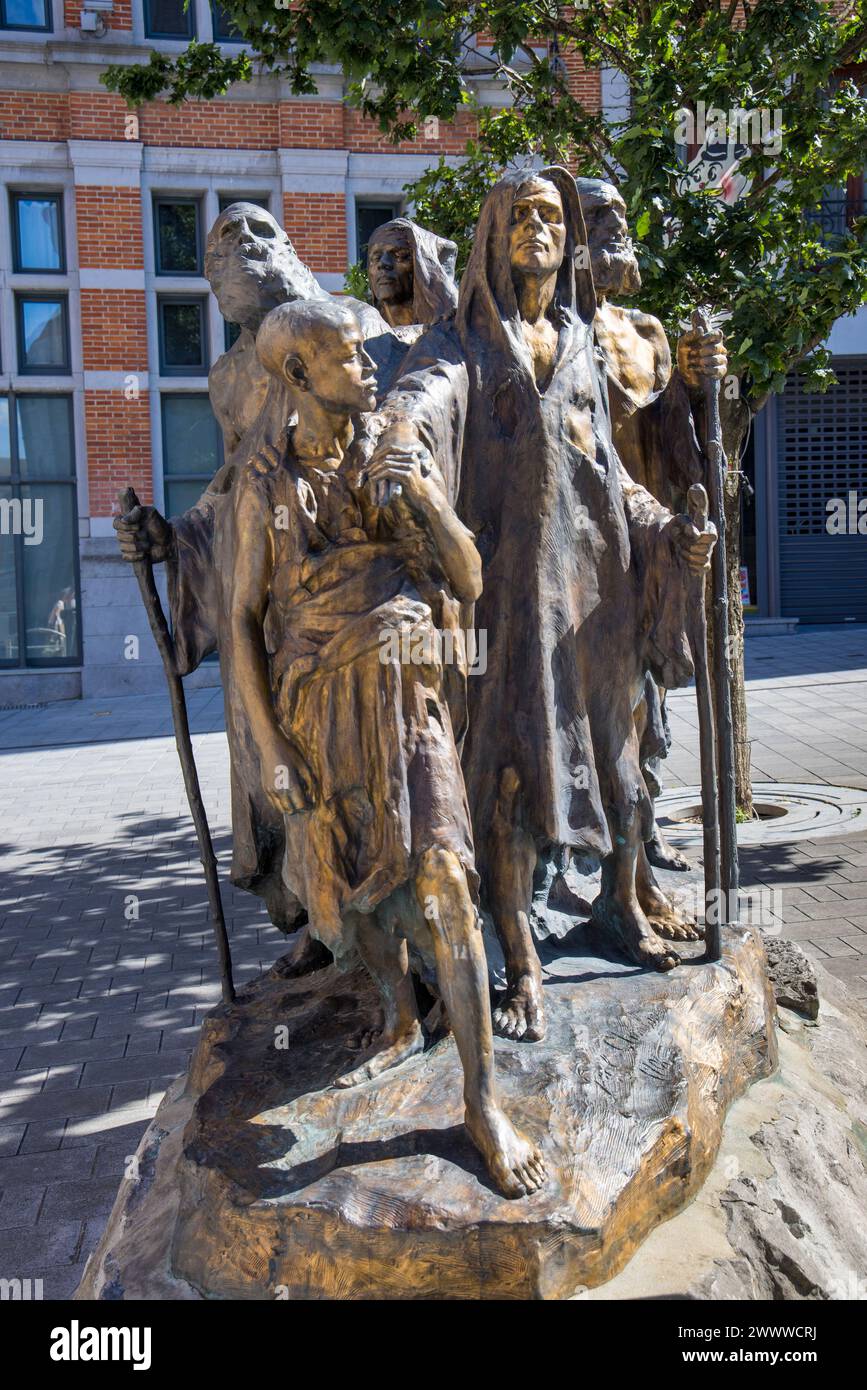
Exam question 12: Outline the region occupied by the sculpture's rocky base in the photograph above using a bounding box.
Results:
[576,962,867,1300]
[76,923,779,1300]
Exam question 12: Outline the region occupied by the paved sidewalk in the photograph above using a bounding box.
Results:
[666,624,867,791]
[1,623,866,1297]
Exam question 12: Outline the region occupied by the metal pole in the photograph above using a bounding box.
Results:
[692,309,740,960]
[686,483,722,959]
[118,487,235,1004]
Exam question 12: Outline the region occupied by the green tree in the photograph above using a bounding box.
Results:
[104,2,867,810]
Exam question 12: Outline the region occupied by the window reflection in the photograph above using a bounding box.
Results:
[13,194,63,272]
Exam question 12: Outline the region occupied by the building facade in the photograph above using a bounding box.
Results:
[0,4,863,705]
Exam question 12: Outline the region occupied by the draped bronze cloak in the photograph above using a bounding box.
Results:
[381,168,693,880]
[166,417,475,937]
[162,313,413,929]
[224,445,475,963]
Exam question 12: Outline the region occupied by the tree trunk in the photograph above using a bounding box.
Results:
[719,393,753,819]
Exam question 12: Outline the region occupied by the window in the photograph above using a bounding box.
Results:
[212,2,242,41]
[15,294,70,375]
[154,198,202,276]
[161,395,223,517]
[355,200,401,267]
[224,320,241,351]
[0,0,51,31]
[218,194,270,214]
[0,394,80,667]
[143,0,195,39]
[11,193,64,273]
[158,297,208,375]
[804,178,865,240]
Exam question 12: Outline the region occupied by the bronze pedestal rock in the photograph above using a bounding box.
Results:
[78,925,775,1300]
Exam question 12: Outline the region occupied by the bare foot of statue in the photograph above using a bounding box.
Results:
[645,827,692,873]
[638,879,703,943]
[636,844,702,941]
[466,1105,546,1200]
[333,1019,425,1089]
[488,771,547,1043]
[591,894,681,972]
[492,966,546,1042]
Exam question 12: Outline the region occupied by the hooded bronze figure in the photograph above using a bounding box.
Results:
[367,217,459,337]
[370,168,715,1041]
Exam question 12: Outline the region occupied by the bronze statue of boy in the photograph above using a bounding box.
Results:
[227,297,545,1199]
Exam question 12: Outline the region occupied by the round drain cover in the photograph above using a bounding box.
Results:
[657,782,867,845]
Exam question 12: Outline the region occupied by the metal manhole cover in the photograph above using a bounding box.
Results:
[657,782,867,845]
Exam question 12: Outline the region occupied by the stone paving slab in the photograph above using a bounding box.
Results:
[0,623,866,1298]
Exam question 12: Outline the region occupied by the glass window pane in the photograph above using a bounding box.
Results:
[356,202,400,266]
[212,3,242,41]
[18,298,68,372]
[2,0,49,28]
[224,319,241,350]
[218,195,269,213]
[0,399,10,477]
[16,396,74,479]
[20,484,80,663]
[14,196,62,271]
[160,300,206,371]
[144,0,193,38]
[165,479,212,517]
[162,395,222,478]
[156,201,200,274]
[0,485,19,664]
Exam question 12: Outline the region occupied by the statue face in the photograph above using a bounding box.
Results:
[509,181,567,279]
[298,318,378,415]
[367,226,414,307]
[580,189,641,297]
[205,203,320,332]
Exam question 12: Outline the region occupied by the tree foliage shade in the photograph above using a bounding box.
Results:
[103,1,867,407]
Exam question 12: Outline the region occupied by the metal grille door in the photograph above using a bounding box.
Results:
[777,360,867,622]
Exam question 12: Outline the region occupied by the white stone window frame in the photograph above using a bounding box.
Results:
[0,0,58,39]
[0,0,223,43]
[0,142,88,531]
[132,0,251,47]
[0,143,84,672]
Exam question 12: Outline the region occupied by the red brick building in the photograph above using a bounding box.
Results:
[0,5,863,703]
[0,4,592,700]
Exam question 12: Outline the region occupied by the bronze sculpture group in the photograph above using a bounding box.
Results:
[115,167,728,1202]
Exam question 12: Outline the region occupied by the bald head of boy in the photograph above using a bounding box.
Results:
[256,299,378,417]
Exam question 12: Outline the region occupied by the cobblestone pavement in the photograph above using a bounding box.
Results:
[1,624,866,1297]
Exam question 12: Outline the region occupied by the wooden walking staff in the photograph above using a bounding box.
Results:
[118,487,236,1004]
[686,483,722,954]
[691,307,740,960]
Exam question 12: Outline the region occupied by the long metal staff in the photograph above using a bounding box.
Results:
[119,487,235,1004]
[691,307,740,960]
[686,483,722,959]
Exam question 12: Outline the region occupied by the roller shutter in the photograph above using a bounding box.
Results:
[777,360,867,622]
